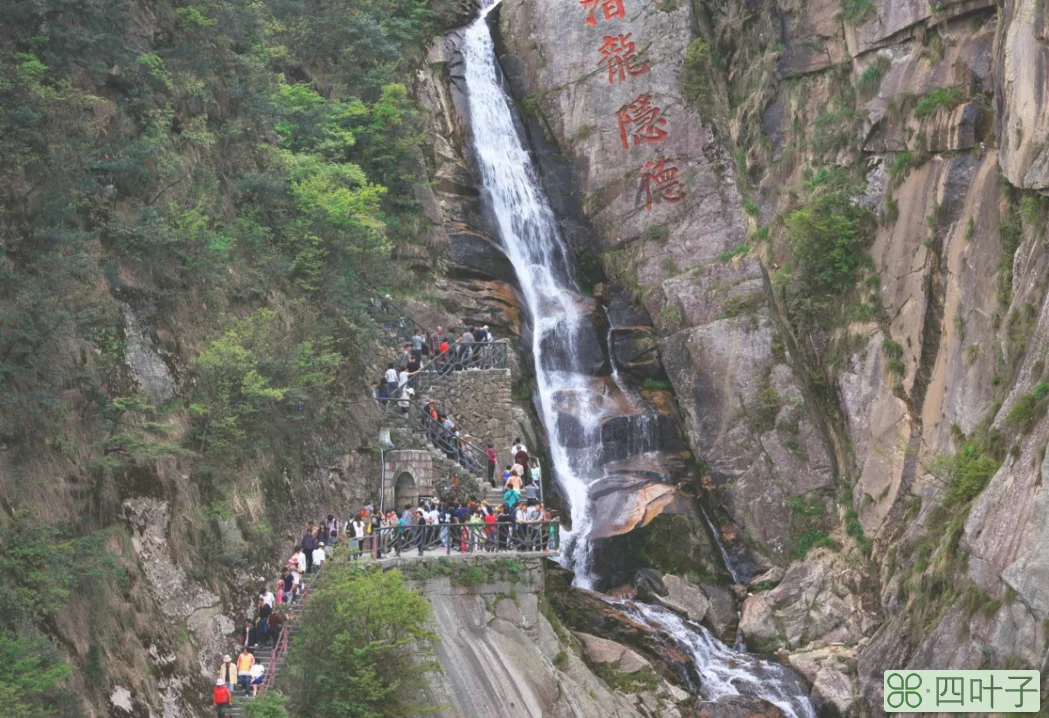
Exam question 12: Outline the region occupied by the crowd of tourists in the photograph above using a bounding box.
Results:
[375,323,497,405]
[212,451,557,715]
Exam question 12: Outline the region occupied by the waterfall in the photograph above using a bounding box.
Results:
[624,603,816,718]
[463,1,600,584]
[460,7,816,717]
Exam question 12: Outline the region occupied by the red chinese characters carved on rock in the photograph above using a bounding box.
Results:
[617,94,668,150]
[580,0,625,26]
[597,33,649,84]
[638,156,686,209]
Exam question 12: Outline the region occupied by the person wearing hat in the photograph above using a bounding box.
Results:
[213,678,233,717]
[218,655,236,687]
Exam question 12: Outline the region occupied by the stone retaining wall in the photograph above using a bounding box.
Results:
[422,368,514,455]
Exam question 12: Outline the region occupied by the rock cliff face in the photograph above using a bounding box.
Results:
[486,0,1049,710]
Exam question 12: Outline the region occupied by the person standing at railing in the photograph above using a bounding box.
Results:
[484,507,498,551]
[411,329,428,362]
[469,509,484,551]
[349,515,366,559]
[497,504,514,551]
[485,444,498,487]
[429,325,443,357]
[458,327,474,368]
[528,459,545,503]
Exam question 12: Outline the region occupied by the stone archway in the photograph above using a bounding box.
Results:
[394,472,419,512]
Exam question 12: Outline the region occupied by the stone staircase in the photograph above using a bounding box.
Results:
[388,425,489,495]
[223,579,310,716]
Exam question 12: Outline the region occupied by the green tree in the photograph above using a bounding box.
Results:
[287,564,439,717]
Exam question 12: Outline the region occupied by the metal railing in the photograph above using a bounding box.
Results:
[363,291,430,350]
[404,339,508,395]
[257,559,330,696]
[382,398,490,478]
[340,521,560,559]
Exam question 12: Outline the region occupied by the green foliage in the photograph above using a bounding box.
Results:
[717,244,749,262]
[719,293,762,321]
[594,664,659,693]
[786,495,837,558]
[511,378,532,402]
[640,378,672,391]
[553,651,569,669]
[683,40,715,113]
[997,217,1023,304]
[1005,383,1049,435]
[857,56,891,99]
[943,443,1002,505]
[742,200,760,217]
[0,0,454,457]
[913,87,966,118]
[782,171,876,325]
[794,530,838,558]
[844,508,872,555]
[0,513,122,717]
[749,383,781,432]
[244,692,291,718]
[190,308,342,462]
[839,0,875,24]
[288,563,439,718]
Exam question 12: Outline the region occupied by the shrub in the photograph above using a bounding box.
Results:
[287,563,439,717]
[717,244,750,262]
[858,56,891,99]
[913,87,966,118]
[784,173,876,323]
[743,200,760,217]
[839,0,875,24]
[1006,383,1049,434]
[944,443,1001,505]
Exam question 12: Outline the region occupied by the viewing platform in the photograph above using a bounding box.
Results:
[345,521,561,563]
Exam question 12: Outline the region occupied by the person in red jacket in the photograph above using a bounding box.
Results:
[213,679,233,717]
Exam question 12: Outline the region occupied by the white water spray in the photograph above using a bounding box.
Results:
[627,603,816,718]
[463,1,600,584]
[459,7,816,715]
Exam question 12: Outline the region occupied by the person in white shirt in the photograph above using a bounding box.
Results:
[249,662,266,696]
[312,543,326,571]
[291,548,306,575]
[350,517,366,558]
[384,362,398,386]
[259,588,275,608]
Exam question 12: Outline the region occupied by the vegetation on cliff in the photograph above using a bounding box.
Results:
[0,0,459,713]
[285,563,438,717]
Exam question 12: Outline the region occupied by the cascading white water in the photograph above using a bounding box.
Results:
[627,603,816,718]
[463,0,601,584]
[461,4,816,714]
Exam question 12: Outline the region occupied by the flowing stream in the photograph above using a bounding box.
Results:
[461,4,814,715]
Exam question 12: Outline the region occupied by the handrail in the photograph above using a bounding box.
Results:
[257,557,331,696]
[411,339,509,393]
[382,398,491,483]
[348,520,561,559]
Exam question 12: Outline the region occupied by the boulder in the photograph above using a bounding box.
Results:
[739,552,871,654]
[699,583,739,641]
[813,666,856,715]
[695,695,787,718]
[634,569,668,601]
[575,631,653,675]
[659,574,711,623]
[749,567,785,589]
